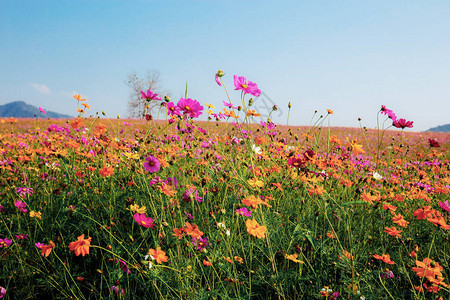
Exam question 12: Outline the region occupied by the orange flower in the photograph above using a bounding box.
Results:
[413,206,433,220]
[384,226,402,238]
[70,117,84,129]
[40,241,55,257]
[184,222,204,239]
[148,246,168,264]
[246,110,261,117]
[245,219,266,239]
[203,259,212,266]
[99,165,114,177]
[172,227,185,239]
[392,213,409,228]
[242,195,263,209]
[338,250,354,261]
[327,109,334,114]
[73,94,87,101]
[412,258,443,282]
[284,253,304,263]
[373,253,395,265]
[68,234,92,256]
[81,103,91,109]
[307,185,324,196]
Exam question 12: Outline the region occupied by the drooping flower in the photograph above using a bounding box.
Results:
[182,187,202,203]
[115,258,131,274]
[133,213,155,228]
[140,89,161,101]
[380,105,397,120]
[245,219,266,239]
[148,246,168,264]
[393,118,413,129]
[143,155,160,173]
[233,75,261,97]
[177,98,204,118]
[215,70,224,86]
[68,234,92,256]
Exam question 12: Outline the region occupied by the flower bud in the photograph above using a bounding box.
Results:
[288,102,291,109]
[164,96,171,102]
[216,70,224,77]
[248,98,253,106]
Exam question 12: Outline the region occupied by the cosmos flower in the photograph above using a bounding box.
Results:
[393,118,413,129]
[233,75,261,97]
[68,234,92,256]
[143,155,160,173]
[428,138,440,148]
[140,89,161,101]
[38,107,46,114]
[236,207,252,217]
[380,105,396,120]
[0,238,12,248]
[148,246,168,264]
[177,98,204,118]
[133,213,155,228]
[439,200,450,212]
[165,102,182,116]
[245,219,266,239]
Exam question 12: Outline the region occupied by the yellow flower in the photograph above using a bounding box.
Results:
[284,253,304,264]
[30,211,42,220]
[205,103,215,109]
[247,178,264,188]
[128,204,147,214]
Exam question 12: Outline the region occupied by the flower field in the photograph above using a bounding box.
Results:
[0,73,449,299]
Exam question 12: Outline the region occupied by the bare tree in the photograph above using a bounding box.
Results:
[125,70,161,119]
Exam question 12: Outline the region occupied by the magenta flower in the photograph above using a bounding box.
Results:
[177,98,204,118]
[133,213,155,228]
[233,75,261,97]
[428,138,440,148]
[140,89,161,101]
[35,242,45,248]
[143,155,160,173]
[0,205,4,213]
[380,105,396,121]
[14,200,28,213]
[439,200,450,212]
[115,258,131,274]
[215,75,222,86]
[182,188,202,203]
[236,207,252,217]
[111,285,125,296]
[192,236,210,251]
[0,238,12,248]
[15,234,29,240]
[0,286,5,298]
[16,187,34,198]
[393,118,413,129]
[39,107,46,114]
[223,100,237,109]
[165,102,182,116]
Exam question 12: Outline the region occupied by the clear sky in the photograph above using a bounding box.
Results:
[1,0,449,131]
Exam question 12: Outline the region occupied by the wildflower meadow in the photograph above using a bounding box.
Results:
[0,71,449,299]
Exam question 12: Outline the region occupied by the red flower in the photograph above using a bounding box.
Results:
[428,139,440,148]
[393,118,413,129]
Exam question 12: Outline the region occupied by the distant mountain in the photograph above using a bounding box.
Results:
[427,124,450,133]
[0,101,72,118]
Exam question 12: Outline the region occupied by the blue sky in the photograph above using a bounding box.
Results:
[1,1,449,131]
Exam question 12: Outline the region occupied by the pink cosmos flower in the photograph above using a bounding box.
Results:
[0,286,5,298]
[233,75,261,97]
[143,155,160,173]
[0,238,12,248]
[177,98,203,118]
[165,102,182,116]
[39,107,46,114]
[380,105,396,121]
[223,100,237,109]
[14,200,28,213]
[393,118,413,129]
[215,75,222,86]
[439,200,450,212]
[133,213,155,228]
[140,89,161,101]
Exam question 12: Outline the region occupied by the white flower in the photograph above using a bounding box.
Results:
[252,144,262,155]
[373,172,383,180]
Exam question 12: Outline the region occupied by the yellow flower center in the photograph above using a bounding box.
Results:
[142,221,146,225]
[185,105,191,111]
[241,84,248,89]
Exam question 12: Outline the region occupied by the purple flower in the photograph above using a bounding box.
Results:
[215,75,222,86]
[14,200,27,213]
[111,285,125,296]
[143,155,160,173]
[115,258,131,274]
[164,177,178,189]
[149,176,161,187]
[439,200,450,212]
[182,188,202,203]
[233,75,261,97]
[192,236,210,251]
[140,89,161,101]
[177,98,204,118]
[381,270,394,279]
[15,234,29,240]
[0,238,12,248]
[236,207,252,217]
